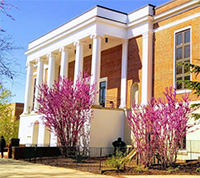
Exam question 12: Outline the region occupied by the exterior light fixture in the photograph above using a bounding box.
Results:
[105,37,108,43]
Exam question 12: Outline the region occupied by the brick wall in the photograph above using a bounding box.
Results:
[68,37,144,109]
[68,61,75,82]
[127,36,143,108]
[101,45,122,108]
[153,4,200,101]
[68,45,122,108]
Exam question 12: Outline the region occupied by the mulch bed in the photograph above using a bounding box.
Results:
[103,161,200,176]
[21,156,200,176]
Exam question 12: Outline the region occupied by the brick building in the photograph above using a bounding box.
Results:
[19,0,200,159]
[10,103,24,120]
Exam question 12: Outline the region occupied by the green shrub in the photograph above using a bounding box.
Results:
[167,166,179,173]
[196,167,200,173]
[105,151,126,170]
[134,165,148,173]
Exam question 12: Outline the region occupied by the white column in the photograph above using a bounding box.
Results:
[34,57,44,111]
[23,61,34,114]
[74,41,84,85]
[120,39,128,108]
[47,53,56,87]
[59,47,70,78]
[90,33,102,105]
[141,31,153,105]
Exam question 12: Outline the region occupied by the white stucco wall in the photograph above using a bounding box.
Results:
[18,114,57,146]
[89,108,125,148]
[177,107,200,160]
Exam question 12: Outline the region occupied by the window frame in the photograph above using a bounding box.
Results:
[173,26,192,94]
[99,77,107,107]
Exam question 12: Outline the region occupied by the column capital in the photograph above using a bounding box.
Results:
[36,57,45,63]
[73,40,86,46]
[47,52,57,58]
[59,46,71,52]
[142,31,153,39]
[122,38,128,43]
[90,32,104,39]
[26,61,35,66]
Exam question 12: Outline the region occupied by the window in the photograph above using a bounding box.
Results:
[99,81,106,107]
[179,136,186,150]
[175,29,190,90]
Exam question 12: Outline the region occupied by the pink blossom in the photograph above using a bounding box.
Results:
[37,73,96,148]
[127,86,196,167]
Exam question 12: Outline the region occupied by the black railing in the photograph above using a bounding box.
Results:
[14,146,135,173]
[13,141,200,173]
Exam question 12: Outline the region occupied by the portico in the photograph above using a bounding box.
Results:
[19,4,155,147]
[23,34,131,113]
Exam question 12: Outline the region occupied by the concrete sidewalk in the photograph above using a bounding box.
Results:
[0,158,114,178]
[0,158,200,178]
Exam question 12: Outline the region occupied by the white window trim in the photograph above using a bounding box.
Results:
[173,26,192,94]
[86,76,108,107]
[176,89,191,94]
[99,77,108,107]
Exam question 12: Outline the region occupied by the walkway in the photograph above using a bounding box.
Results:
[0,158,199,178]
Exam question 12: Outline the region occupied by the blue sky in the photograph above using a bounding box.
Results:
[1,0,169,103]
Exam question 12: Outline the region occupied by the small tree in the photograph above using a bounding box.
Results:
[0,85,19,143]
[127,86,195,167]
[37,73,96,149]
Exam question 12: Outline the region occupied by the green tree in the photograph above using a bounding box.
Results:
[0,85,19,143]
[180,61,200,120]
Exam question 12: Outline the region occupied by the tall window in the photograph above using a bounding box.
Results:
[175,29,190,89]
[99,81,106,107]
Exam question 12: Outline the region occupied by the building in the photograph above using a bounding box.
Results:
[10,103,24,120]
[19,0,200,159]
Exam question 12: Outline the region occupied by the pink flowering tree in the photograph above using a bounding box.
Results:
[37,73,96,149]
[127,86,196,167]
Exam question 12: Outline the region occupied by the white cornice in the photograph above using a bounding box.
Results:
[128,4,154,23]
[95,17,127,28]
[127,16,153,28]
[26,5,155,55]
[27,6,127,50]
[25,17,96,55]
[25,17,127,55]
[154,0,199,23]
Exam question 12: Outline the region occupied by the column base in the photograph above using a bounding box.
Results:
[119,105,126,109]
[91,105,102,109]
